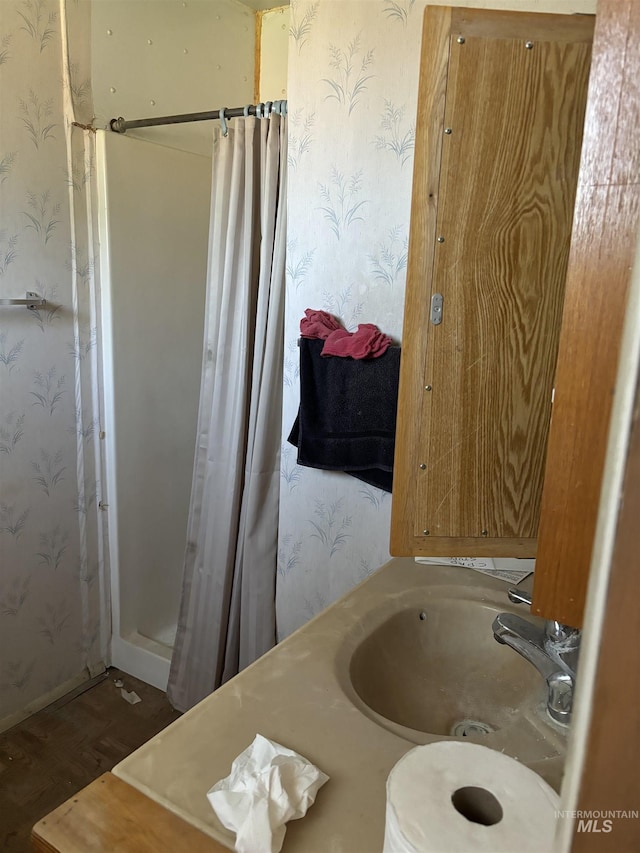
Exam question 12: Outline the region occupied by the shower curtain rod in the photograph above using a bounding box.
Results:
[110,100,287,134]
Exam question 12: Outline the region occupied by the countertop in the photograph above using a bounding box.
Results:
[112,558,563,852]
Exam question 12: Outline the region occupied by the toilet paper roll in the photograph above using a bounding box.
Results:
[383,741,558,853]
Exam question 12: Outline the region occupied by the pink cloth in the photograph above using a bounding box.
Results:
[321,323,393,359]
[300,309,342,340]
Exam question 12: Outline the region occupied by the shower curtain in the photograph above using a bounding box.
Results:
[167,113,287,712]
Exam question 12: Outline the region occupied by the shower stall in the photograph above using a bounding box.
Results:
[91,0,290,690]
[96,130,211,688]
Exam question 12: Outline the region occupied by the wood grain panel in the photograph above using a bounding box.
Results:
[391,7,593,557]
[450,8,594,43]
[31,773,228,853]
[390,6,451,555]
[416,32,590,543]
[533,0,640,627]
[572,366,640,849]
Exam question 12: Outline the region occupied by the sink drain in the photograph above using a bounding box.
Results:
[451,719,494,737]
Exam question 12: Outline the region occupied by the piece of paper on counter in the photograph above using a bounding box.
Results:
[207,734,329,853]
[415,557,534,585]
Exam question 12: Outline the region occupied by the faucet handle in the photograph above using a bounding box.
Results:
[507,587,532,607]
[508,589,580,642]
[546,620,581,648]
[546,671,574,725]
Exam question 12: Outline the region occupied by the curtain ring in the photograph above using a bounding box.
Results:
[219,107,228,137]
[243,104,251,117]
[281,100,288,117]
[255,102,264,119]
[265,101,273,117]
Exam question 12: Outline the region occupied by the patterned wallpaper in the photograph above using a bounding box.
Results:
[1,0,590,719]
[0,0,103,729]
[277,0,593,638]
[276,0,427,638]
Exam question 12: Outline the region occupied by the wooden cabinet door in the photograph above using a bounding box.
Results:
[391,7,593,557]
[532,0,640,628]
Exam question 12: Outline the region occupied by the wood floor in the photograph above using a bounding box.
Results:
[0,668,180,853]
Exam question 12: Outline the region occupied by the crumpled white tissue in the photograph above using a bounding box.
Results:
[207,734,329,853]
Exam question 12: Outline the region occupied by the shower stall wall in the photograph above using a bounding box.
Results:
[97,130,211,688]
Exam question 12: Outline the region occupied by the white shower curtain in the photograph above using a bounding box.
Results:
[167,114,287,712]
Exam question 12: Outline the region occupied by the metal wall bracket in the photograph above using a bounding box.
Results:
[430,293,444,325]
[0,291,46,309]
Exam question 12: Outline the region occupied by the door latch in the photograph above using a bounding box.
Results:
[430,293,443,325]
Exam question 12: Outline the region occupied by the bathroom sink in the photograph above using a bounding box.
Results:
[350,598,542,738]
[339,586,567,787]
[112,559,568,853]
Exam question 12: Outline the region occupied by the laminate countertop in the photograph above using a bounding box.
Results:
[107,557,564,853]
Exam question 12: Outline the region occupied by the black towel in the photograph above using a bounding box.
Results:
[288,338,400,492]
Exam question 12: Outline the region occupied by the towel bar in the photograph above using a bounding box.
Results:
[0,292,46,309]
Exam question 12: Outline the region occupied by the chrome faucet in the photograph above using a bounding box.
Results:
[492,589,580,726]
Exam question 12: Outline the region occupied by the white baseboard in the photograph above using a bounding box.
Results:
[111,632,171,692]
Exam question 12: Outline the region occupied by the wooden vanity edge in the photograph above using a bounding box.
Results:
[31,772,230,853]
